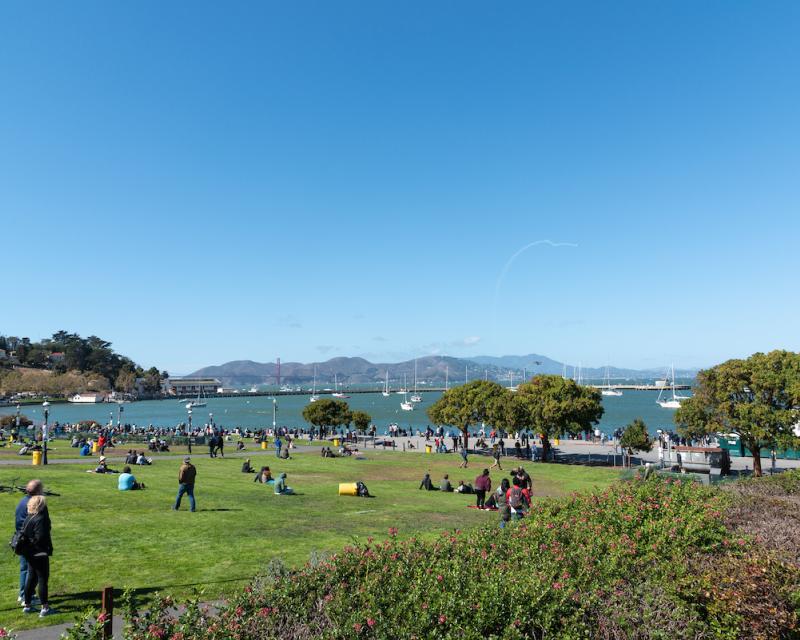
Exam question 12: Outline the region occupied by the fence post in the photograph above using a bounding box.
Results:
[101,585,114,640]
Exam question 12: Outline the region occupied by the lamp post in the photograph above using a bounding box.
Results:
[187,407,193,454]
[41,401,49,465]
[109,411,114,428]
[117,404,124,428]
[15,403,20,430]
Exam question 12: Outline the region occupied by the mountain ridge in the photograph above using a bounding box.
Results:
[189,355,698,387]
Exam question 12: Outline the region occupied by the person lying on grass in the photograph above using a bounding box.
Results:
[274,473,294,495]
[118,466,145,490]
[455,480,473,494]
[254,467,274,484]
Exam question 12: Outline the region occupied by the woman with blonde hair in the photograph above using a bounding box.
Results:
[21,494,54,617]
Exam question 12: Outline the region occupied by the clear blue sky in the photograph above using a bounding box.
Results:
[3,1,799,374]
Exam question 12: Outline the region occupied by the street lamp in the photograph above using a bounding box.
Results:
[209,412,214,429]
[117,404,124,428]
[15,403,20,430]
[187,407,193,454]
[41,401,49,465]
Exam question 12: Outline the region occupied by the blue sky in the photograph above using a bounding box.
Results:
[2,1,799,374]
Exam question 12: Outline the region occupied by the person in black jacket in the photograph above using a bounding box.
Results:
[21,495,54,617]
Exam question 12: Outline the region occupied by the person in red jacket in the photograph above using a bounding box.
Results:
[473,469,492,509]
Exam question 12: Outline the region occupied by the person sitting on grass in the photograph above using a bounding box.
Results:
[241,459,254,473]
[456,480,473,494]
[273,472,294,495]
[118,466,145,490]
[254,466,274,484]
[136,451,152,466]
[440,474,453,492]
[236,441,245,451]
[124,450,137,464]
[485,477,510,509]
[92,456,118,474]
[419,473,436,491]
[79,442,91,456]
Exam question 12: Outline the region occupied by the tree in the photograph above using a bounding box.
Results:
[115,370,137,394]
[426,380,508,449]
[674,350,800,477]
[302,399,352,437]
[619,418,652,467]
[350,410,372,434]
[513,375,604,462]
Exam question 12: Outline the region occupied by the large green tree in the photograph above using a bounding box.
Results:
[350,410,372,434]
[619,418,652,467]
[426,380,508,449]
[513,375,604,462]
[302,399,352,436]
[674,350,800,477]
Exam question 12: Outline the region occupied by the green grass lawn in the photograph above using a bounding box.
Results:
[0,450,619,631]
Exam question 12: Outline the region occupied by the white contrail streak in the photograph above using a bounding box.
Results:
[492,239,579,336]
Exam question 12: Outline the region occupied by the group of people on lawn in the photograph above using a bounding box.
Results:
[420,465,533,527]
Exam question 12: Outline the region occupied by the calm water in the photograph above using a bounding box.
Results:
[2,390,687,436]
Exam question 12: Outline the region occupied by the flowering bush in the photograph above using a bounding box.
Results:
[64,475,800,639]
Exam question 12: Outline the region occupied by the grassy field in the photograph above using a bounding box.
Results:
[0,450,619,631]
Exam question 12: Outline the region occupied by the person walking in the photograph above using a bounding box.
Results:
[208,433,216,458]
[490,444,503,470]
[458,445,468,468]
[173,456,197,512]
[15,479,42,605]
[21,495,54,617]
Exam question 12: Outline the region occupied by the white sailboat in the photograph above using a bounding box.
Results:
[396,373,408,394]
[656,364,687,409]
[601,366,623,397]
[309,365,319,403]
[410,359,422,403]
[382,371,391,397]
[185,388,207,408]
[332,374,349,398]
[508,370,518,392]
[400,390,414,411]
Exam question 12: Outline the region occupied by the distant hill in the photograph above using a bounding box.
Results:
[191,354,697,387]
[470,354,698,381]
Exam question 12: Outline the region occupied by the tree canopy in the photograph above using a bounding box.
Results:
[674,350,800,476]
[302,399,353,432]
[426,380,508,447]
[350,410,372,433]
[619,419,652,463]
[513,375,604,461]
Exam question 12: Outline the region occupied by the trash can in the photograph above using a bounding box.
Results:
[92,442,99,454]
[425,445,432,454]
[261,441,267,450]
[333,438,340,447]
[554,439,560,446]
[32,451,43,466]
[338,482,358,496]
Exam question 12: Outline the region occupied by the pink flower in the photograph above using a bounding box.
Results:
[388,527,398,537]
[552,581,563,590]
[438,615,447,624]
[353,622,363,632]
[436,574,443,582]
[367,618,376,627]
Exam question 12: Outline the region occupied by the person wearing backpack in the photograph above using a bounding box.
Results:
[506,477,531,520]
[20,495,54,617]
[14,479,42,605]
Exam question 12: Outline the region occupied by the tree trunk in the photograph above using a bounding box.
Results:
[541,436,551,462]
[752,450,762,477]
[462,429,469,451]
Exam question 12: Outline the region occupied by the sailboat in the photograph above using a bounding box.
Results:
[410,359,422,403]
[656,364,688,409]
[309,365,319,403]
[396,373,408,394]
[400,390,414,411]
[508,371,518,392]
[601,367,623,396]
[185,387,207,409]
[332,374,349,398]
[382,371,391,397]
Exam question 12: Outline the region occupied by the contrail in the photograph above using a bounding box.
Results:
[492,239,579,336]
